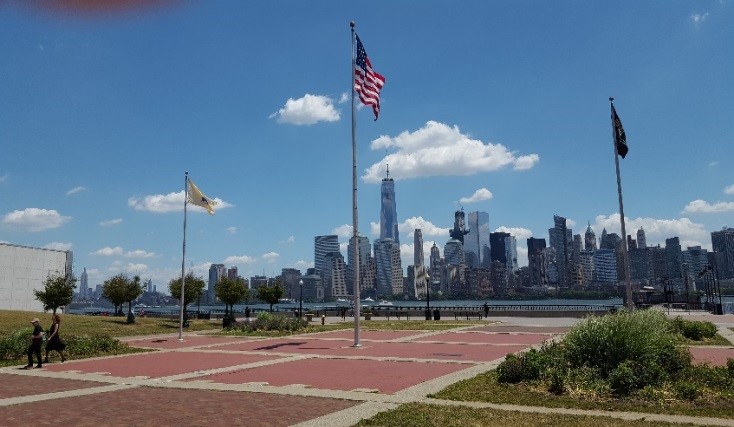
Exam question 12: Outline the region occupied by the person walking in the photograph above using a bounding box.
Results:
[44,314,67,363]
[24,318,44,369]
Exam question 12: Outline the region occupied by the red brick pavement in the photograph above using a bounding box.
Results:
[467,325,571,334]
[120,335,254,350]
[1,386,358,427]
[413,331,552,345]
[190,357,469,394]
[43,351,280,378]
[302,330,423,341]
[688,346,734,367]
[215,338,528,362]
[0,373,102,399]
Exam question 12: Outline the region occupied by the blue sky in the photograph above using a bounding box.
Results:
[1,1,733,290]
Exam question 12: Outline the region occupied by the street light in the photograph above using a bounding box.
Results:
[425,274,431,321]
[299,279,304,319]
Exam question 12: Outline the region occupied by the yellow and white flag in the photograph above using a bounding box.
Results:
[187,179,217,215]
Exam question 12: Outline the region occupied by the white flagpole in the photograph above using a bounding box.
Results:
[351,21,362,347]
[178,171,189,341]
[609,98,633,309]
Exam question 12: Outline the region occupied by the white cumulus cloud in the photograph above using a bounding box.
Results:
[44,242,73,251]
[99,218,123,227]
[125,249,157,259]
[269,94,340,125]
[66,186,87,196]
[682,199,734,214]
[495,226,533,241]
[362,121,539,182]
[90,246,124,256]
[262,252,280,263]
[399,217,450,237]
[691,12,709,25]
[459,188,493,204]
[224,255,257,265]
[724,185,734,195]
[2,208,72,232]
[331,224,353,238]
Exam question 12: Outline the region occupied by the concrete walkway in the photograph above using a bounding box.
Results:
[1,315,733,426]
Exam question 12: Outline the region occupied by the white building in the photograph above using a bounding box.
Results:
[0,243,73,312]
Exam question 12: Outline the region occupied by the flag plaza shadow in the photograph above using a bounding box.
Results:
[1,316,733,427]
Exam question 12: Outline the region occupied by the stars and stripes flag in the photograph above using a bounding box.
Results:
[187,178,217,215]
[611,104,628,159]
[354,34,385,120]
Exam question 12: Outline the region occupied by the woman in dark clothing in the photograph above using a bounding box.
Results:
[44,314,66,363]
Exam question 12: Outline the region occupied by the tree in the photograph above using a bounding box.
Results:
[257,281,284,312]
[124,275,144,324]
[168,273,205,324]
[102,274,130,316]
[215,276,248,327]
[34,273,76,314]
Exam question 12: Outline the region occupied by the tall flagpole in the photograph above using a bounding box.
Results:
[178,171,189,341]
[350,21,362,347]
[609,98,633,309]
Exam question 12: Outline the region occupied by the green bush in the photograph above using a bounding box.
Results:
[0,328,32,361]
[674,381,701,401]
[496,354,525,384]
[564,310,689,378]
[547,370,565,395]
[609,360,637,396]
[728,359,734,378]
[670,317,717,341]
[236,312,307,333]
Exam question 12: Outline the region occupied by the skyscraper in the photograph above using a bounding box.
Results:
[379,166,399,244]
[347,235,371,295]
[665,237,683,280]
[490,232,510,265]
[314,235,340,276]
[637,227,647,249]
[449,210,469,243]
[414,229,424,266]
[465,211,490,267]
[79,267,88,300]
[584,223,597,252]
[374,238,402,296]
[549,215,572,287]
[711,228,734,279]
[208,263,226,303]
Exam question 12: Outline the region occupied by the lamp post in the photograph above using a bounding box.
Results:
[425,274,431,321]
[299,279,304,319]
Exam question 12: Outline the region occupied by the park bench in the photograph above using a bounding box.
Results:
[453,311,483,320]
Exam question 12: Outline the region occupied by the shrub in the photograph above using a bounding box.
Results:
[237,312,307,333]
[674,381,701,401]
[547,370,566,395]
[497,354,525,384]
[564,310,688,377]
[64,335,132,358]
[609,360,637,396]
[670,317,717,341]
[0,328,32,361]
[728,359,734,378]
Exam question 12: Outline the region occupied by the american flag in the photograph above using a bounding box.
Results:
[354,34,385,120]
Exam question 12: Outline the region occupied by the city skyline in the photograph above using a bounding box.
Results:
[1,2,733,290]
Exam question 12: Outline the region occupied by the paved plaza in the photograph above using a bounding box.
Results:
[1,315,733,426]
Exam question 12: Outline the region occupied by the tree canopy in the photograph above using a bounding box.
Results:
[215,276,248,312]
[102,274,133,315]
[257,281,284,312]
[34,273,76,314]
[168,273,206,310]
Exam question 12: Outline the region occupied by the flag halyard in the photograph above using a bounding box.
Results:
[187,179,217,215]
[354,34,385,120]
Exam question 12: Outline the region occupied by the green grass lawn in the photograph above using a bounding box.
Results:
[356,403,688,427]
[682,333,732,346]
[432,370,734,419]
[0,309,219,339]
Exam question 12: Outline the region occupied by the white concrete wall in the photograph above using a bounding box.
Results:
[0,243,72,312]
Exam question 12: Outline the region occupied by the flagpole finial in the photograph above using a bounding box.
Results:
[350,21,355,28]
[609,97,614,103]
